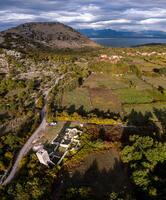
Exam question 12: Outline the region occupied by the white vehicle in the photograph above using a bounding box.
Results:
[49,122,57,126]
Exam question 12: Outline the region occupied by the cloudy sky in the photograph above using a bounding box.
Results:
[0,0,166,31]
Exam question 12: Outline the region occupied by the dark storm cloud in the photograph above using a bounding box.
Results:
[0,0,166,31]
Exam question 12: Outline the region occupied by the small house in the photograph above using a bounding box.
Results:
[36,149,52,166]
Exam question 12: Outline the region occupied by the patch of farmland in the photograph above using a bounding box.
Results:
[143,76,166,89]
[62,87,92,111]
[84,73,130,90]
[114,88,154,104]
[134,56,166,72]
[141,66,161,73]
[144,56,166,66]
[123,102,166,115]
[125,74,152,90]
[131,57,166,73]
[131,57,155,70]
[89,88,122,113]
[148,89,166,102]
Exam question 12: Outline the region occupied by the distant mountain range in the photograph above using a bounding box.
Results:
[79,29,166,38]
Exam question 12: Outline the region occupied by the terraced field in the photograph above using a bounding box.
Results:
[61,47,166,118]
[143,76,166,89]
[62,87,93,111]
[89,88,122,113]
[114,88,153,104]
[83,73,130,89]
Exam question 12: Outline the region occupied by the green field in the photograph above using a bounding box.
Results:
[124,74,152,90]
[62,87,93,111]
[89,88,122,113]
[60,46,166,116]
[143,76,166,89]
[124,102,166,115]
[114,88,153,104]
[62,87,122,113]
[62,72,166,115]
[84,73,130,89]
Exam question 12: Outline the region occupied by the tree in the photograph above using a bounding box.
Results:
[36,96,44,109]
[121,135,166,197]
[158,86,164,94]
[27,79,35,91]
[61,187,93,200]
[0,161,5,171]
[1,134,20,150]
[4,151,13,160]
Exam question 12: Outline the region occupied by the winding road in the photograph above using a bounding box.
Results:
[2,75,65,185]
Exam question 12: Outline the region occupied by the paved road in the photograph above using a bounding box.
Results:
[2,75,65,185]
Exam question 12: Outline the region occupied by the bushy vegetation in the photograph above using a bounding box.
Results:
[0,47,92,175]
[0,154,58,200]
[0,75,41,173]
[153,67,166,75]
[121,135,166,196]
[121,108,166,200]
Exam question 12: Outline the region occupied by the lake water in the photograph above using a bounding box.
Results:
[91,37,166,47]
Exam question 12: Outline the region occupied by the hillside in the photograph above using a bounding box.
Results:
[0,22,99,50]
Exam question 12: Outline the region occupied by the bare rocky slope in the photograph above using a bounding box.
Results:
[0,22,99,50]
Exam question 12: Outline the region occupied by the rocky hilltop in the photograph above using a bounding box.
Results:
[0,22,99,50]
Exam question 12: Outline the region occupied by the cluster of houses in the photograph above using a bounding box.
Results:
[99,52,166,61]
[5,49,21,58]
[53,128,82,148]
[124,51,166,57]
[99,54,123,64]
[33,127,82,166]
